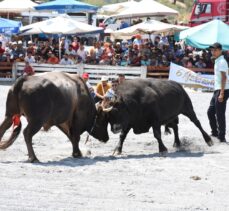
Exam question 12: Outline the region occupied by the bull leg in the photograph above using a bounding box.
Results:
[71,135,82,158]
[183,109,213,146]
[152,126,168,155]
[171,123,181,148]
[23,122,42,163]
[113,127,130,155]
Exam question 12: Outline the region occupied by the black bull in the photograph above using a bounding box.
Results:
[0,72,108,162]
[91,78,213,154]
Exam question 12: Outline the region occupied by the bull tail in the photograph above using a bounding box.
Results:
[0,115,22,150]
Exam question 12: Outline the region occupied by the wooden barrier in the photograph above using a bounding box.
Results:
[0,62,14,82]
[147,66,214,79]
[13,62,147,85]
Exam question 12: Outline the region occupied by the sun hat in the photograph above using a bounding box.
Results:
[101,76,108,82]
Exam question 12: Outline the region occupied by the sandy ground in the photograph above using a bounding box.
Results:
[0,84,229,211]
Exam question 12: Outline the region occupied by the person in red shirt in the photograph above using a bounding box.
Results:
[23,61,35,76]
[47,51,59,64]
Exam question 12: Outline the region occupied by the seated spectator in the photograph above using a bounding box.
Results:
[195,57,207,68]
[94,76,111,103]
[24,51,35,64]
[99,42,114,65]
[59,54,74,65]
[141,55,151,66]
[120,55,128,66]
[47,52,59,64]
[15,54,25,62]
[26,40,36,56]
[23,61,35,76]
[65,44,76,56]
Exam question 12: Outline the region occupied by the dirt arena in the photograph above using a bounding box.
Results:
[0,84,228,211]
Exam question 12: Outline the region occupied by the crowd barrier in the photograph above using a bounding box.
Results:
[12,62,147,85]
[0,62,214,84]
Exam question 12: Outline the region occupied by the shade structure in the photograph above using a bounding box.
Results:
[178,20,229,50]
[111,0,178,19]
[110,20,188,40]
[100,0,138,15]
[0,17,21,34]
[34,0,98,13]
[19,14,103,35]
[0,0,37,13]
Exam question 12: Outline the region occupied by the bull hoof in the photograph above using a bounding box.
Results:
[112,147,122,156]
[27,157,40,163]
[159,150,168,157]
[173,142,181,148]
[207,140,214,147]
[73,152,82,158]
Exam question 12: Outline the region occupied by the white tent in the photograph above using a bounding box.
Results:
[110,20,188,40]
[0,0,37,12]
[111,0,178,19]
[99,0,138,15]
[19,14,103,35]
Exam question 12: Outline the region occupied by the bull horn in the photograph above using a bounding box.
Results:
[0,122,21,149]
[102,106,113,112]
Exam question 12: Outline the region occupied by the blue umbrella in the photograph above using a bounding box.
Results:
[177,20,229,50]
[0,18,21,34]
[34,0,98,13]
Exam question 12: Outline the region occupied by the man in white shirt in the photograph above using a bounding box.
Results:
[207,42,229,142]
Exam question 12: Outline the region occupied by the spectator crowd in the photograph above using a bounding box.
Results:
[0,34,228,69]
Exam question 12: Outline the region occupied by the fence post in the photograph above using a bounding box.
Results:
[12,62,17,81]
[78,63,84,76]
[140,66,147,78]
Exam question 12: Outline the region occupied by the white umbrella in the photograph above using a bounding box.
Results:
[110,20,188,40]
[111,0,178,19]
[20,14,103,35]
[0,0,37,13]
[100,0,138,15]
[20,14,104,60]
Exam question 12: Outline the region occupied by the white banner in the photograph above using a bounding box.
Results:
[169,63,214,88]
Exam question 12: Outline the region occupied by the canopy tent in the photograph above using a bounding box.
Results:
[0,0,37,13]
[111,0,178,19]
[178,20,229,50]
[110,20,188,40]
[34,0,98,13]
[19,15,103,35]
[99,0,138,15]
[0,17,21,34]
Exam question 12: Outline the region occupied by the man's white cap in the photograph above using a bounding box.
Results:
[12,41,17,45]
[18,40,23,44]
[28,40,33,44]
[101,76,108,82]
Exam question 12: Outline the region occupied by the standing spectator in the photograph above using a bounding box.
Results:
[15,40,26,58]
[94,76,111,103]
[41,41,52,61]
[26,40,36,56]
[207,42,229,142]
[72,36,79,52]
[65,44,76,56]
[76,43,88,62]
[82,73,95,98]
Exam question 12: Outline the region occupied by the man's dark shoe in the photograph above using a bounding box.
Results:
[211,132,218,138]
